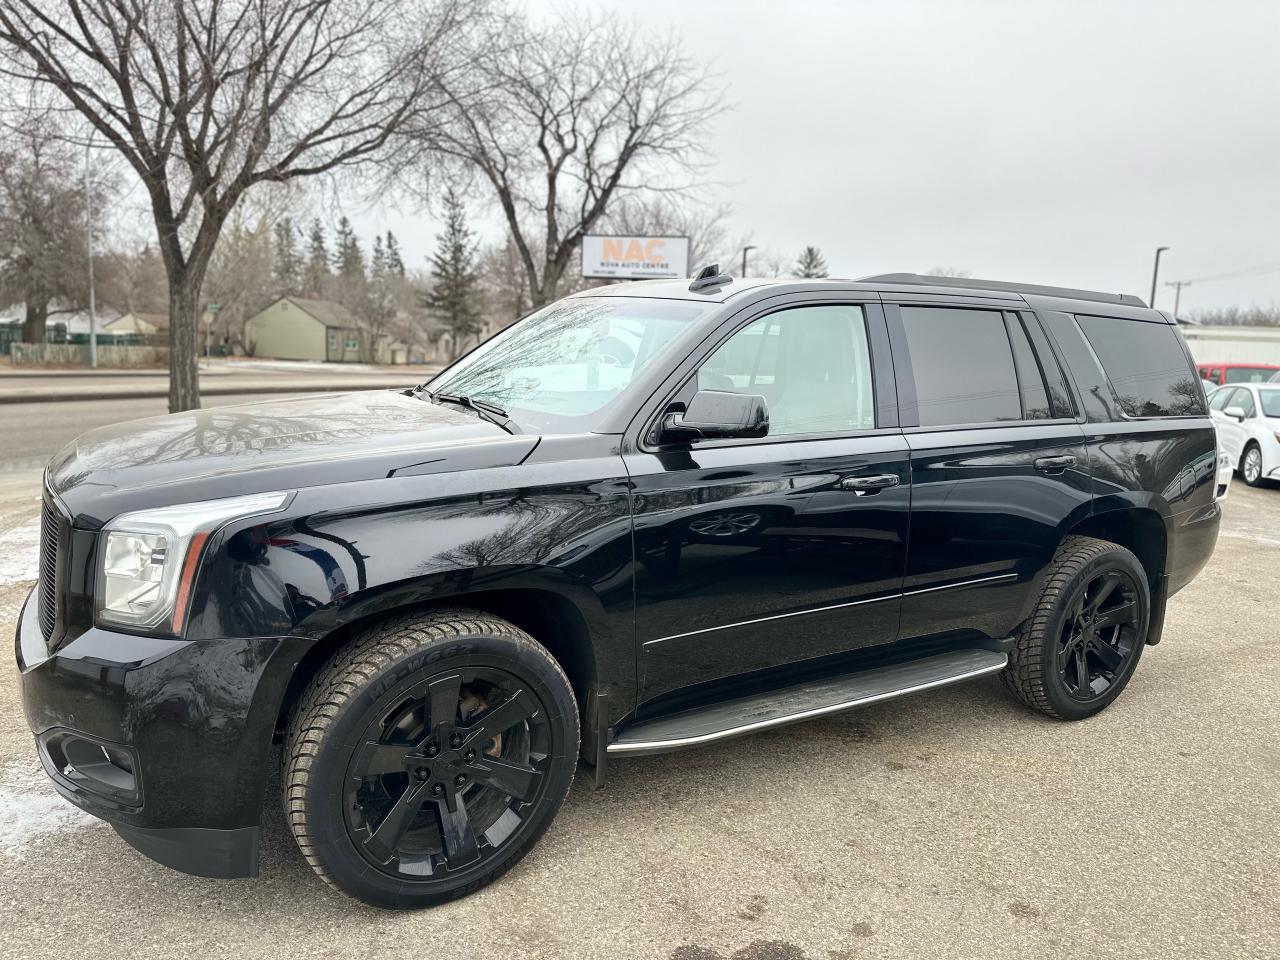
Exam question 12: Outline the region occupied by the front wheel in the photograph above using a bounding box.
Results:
[1003,536,1150,721]
[284,609,579,908]
[1241,442,1265,487]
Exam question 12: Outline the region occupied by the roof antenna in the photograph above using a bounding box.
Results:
[688,264,733,292]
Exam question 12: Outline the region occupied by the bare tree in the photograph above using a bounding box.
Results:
[0,124,103,341]
[0,0,482,410]
[926,266,973,279]
[408,9,726,308]
[604,195,734,275]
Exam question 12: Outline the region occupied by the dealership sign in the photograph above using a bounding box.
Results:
[581,235,690,280]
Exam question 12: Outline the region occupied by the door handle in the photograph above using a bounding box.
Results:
[1034,455,1077,473]
[839,474,900,495]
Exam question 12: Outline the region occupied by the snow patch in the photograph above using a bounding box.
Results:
[0,760,102,859]
[0,517,40,586]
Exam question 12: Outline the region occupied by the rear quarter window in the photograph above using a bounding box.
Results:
[1075,315,1205,418]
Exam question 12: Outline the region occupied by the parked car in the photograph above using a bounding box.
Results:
[1208,381,1280,486]
[18,271,1221,908]
[1197,362,1280,386]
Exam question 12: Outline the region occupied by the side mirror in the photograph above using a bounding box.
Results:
[1224,405,1247,422]
[660,390,769,443]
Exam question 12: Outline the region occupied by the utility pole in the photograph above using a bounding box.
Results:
[1149,246,1169,308]
[1166,280,1191,320]
[741,244,757,278]
[85,131,97,368]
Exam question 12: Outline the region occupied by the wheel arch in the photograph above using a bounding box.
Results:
[1062,506,1169,645]
[273,582,610,749]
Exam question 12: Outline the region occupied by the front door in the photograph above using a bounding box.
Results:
[625,301,910,708]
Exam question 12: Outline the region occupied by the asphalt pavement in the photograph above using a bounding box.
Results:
[0,412,1276,958]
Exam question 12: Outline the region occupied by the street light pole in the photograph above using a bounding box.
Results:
[1149,246,1169,309]
[741,244,757,278]
[85,132,97,368]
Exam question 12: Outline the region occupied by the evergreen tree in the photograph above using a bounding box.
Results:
[794,245,829,278]
[371,234,387,282]
[385,230,406,278]
[332,216,365,281]
[272,217,301,295]
[421,190,482,359]
[303,218,329,297]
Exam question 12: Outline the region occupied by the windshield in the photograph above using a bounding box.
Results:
[1224,366,1277,384]
[427,296,710,433]
[1259,388,1280,418]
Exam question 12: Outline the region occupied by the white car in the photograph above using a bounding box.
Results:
[1208,382,1280,487]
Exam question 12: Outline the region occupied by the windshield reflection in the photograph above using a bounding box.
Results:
[429,296,708,432]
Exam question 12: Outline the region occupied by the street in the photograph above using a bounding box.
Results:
[0,395,1276,959]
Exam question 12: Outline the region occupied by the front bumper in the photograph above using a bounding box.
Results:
[15,588,306,879]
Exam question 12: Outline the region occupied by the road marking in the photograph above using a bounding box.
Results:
[0,517,39,586]
[0,760,102,860]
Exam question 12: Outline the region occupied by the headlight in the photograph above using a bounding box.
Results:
[96,491,290,633]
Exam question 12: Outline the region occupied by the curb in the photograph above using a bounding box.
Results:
[0,380,420,405]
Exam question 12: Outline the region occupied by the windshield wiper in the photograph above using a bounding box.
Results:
[424,390,520,435]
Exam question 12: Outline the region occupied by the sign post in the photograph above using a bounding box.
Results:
[581,235,691,281]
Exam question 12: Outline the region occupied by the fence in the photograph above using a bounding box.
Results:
[8,343,170,368]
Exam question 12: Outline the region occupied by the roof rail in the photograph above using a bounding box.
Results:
[858,273,1148,308]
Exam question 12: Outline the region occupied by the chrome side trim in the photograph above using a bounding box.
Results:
[642,572,1019,646]
[607,653,1008,754]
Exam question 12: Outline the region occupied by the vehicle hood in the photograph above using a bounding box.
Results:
[46,390,538,524]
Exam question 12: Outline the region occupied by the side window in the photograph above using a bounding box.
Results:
[899,306,1021,426]
[1019,312,1076,418]
[697,305,874,436]
[1237,389,1257,418]
[1209,367,1222,384]
[1209,387,1236,412]
[1006,314,1052,420]
[1075,315,1204,418]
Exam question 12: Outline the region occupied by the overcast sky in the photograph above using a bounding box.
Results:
[357,0,1280,314]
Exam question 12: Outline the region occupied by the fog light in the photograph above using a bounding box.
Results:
[39,730,141,806]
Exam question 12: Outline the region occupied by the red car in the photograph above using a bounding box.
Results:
[1197,362,1280,386]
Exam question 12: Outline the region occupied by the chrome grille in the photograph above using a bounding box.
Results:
[37,498,60,643]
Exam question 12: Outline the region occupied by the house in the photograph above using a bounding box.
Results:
[1,303,124,352]
[247,296,386,363]
[107,311,168,345]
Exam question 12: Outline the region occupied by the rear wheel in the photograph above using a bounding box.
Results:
[1241,442,1265,487]
[1003,536,1150,721]
[284,609,579,908]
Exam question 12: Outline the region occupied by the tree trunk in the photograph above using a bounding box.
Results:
[22,300,48,343]
[168,278,202,413]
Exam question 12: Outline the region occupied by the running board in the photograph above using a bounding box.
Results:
[608,648,1008,756]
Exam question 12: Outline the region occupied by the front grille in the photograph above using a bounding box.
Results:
[37,498,61,643]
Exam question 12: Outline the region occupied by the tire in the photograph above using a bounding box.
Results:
[1002,536,1150,721]
[1241,442,1265,487]
[284,608,579,909]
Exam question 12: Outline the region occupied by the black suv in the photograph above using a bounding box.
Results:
[17,271,1221,908]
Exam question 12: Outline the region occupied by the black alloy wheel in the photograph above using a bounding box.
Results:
[1056,570,1140,702]
[345,666,553,878]
[285,609,578,908]
[1003,535,1150,720]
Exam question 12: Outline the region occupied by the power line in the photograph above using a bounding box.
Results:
[1182,261,1280,285]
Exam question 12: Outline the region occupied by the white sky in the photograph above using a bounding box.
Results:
[348,0,1280,313]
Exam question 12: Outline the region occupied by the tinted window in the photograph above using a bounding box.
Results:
[1224,366,1277,384]
[1006,314,1052,420]
[1075,315,1204,418]
[698,305,874,435]
[1018,313,1075,418]
[900,307,1020,426]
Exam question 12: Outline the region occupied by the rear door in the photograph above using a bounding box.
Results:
[1209,387,1246,462]
[886,301,1092,645]
[625,297,911,707]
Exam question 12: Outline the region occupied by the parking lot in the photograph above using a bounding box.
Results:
[1,471,1277,960]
